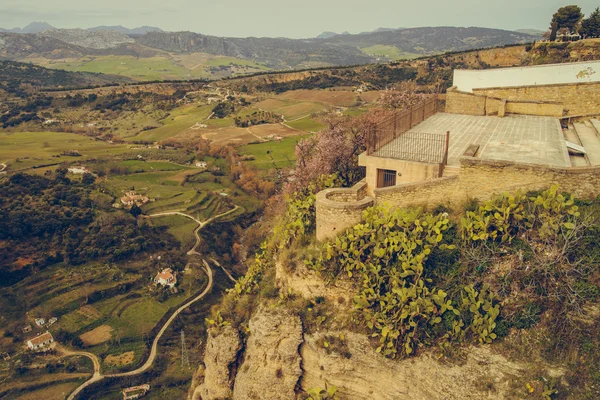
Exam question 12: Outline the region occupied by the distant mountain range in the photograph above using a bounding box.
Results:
[317,27,402,39]
[0,23,539,70]
[0,21,54,34]
[0,22,162,35]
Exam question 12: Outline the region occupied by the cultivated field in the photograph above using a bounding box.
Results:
[0,131,129,171]
[28,53,271,81]
[360,45,421,60]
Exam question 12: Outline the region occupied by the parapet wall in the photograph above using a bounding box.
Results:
[373,158,600,209]
[315,180,374,241]
[472,81,600,116]
[453,61,600,92]
[446,87,565,117]
[316,160,600,241]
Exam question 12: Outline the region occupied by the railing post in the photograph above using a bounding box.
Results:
[444,130,450,165]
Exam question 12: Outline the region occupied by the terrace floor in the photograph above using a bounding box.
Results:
[378,113,570,168]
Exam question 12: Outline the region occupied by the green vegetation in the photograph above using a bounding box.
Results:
[0,131,129,170]
[0,60,129,98]
[239,135,308,170]
[308,205,499,357]
[44,54,270,81]
[285,116,325,132]
[361,45,420,60]
[128,104,214,142]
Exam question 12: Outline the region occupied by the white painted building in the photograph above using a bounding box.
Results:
[154,268,177,288]
[453,60,600,92]
[26,332,54,351]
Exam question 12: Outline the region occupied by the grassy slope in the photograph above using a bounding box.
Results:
[0,131,129,170]
[41,54,271,81]
[239,135,309,170]
[360,45,421,60]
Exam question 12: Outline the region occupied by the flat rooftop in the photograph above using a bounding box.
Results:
[377,113,570,168]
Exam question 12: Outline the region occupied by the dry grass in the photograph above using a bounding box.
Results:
[104,351,135,367]
[279,90,357,107]
[359,91,385,103]
[171,123,301,148]
[15,382,82,400]
[80,324,114,346]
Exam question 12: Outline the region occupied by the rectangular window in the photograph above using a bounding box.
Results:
[377,169,397,188]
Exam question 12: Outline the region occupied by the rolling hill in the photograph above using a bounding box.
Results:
[0,25,537,78]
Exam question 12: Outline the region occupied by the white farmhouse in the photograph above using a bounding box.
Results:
[26,332,54,351]
[154,268,177,288]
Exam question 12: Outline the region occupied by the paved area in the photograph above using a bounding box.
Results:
[574,122,600,165]
[380,113,570,167]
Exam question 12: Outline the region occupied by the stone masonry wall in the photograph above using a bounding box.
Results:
[445,89,486,115]
[374,158,600,209]
[472,81,600,116]
[446,88,565,117]
[316,181,374,241]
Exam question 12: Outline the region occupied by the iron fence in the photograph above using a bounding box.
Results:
[373,131,449,164]
[367,96,439,155]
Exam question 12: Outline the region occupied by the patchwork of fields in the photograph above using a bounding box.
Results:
[26,53,271,81]
[0,86,387,398]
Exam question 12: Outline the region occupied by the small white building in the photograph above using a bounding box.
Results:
[68,166,89,174]
[26,331,54,351]
[35,318,45,327]
[154,268,177,288]
[195,161,208,168]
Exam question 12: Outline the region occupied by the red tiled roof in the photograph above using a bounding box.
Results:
[156,269,174,281]
[27,332,53,346]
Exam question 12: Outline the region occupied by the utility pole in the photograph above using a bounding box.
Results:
[180,330,189,368]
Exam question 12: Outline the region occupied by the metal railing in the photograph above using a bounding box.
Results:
[373,130,449,164]
[367,96,440,155]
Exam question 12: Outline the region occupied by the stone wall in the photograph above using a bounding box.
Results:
[315,181,374,241]
[473,82,600,116]
[445,89,486,116]
[373,157,600,210]
[358,152,442,196]
[446,88,565,117]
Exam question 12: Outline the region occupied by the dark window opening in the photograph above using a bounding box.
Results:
[377,169,397,188]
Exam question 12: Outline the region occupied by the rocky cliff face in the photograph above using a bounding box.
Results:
[192,325,241,400]
[232,306,303,400]
[194,312,550,400]
[192,258,566,400]
[301,331,528,400]
[40,28,134,49]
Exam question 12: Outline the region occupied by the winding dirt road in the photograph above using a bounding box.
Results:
[65,207,238,399]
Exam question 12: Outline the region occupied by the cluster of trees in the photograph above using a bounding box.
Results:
[0,96,53,128]
[0,171,176,285]
[212,145,276,198]
[548,5,600,40]
[234,110,283,128]
[212,100,236,118]
[0,60,124,98]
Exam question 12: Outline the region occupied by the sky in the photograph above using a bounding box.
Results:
[1,0,599,38]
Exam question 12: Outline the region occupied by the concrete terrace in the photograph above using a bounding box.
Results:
[379,113,571,168]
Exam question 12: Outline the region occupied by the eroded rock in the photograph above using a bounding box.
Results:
[193,325,241,400]
[233,306,303,400]
[301,331,528,400]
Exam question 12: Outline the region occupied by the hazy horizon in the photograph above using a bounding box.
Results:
[1,1,599,38]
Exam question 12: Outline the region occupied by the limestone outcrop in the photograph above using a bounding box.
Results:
[300,331,527,400]
[232,306,303,400]
[193,325,241,400]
